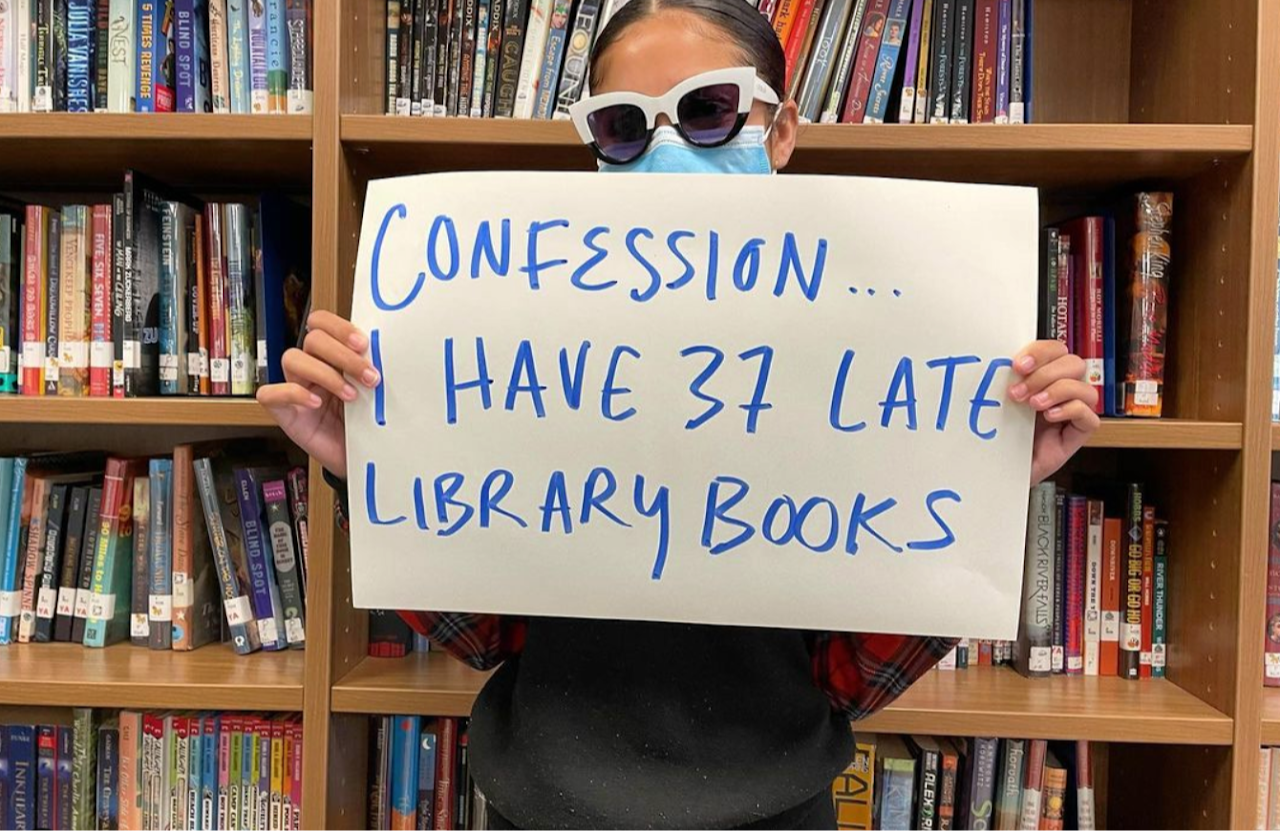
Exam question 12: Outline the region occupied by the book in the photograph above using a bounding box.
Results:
[1123,192,1173,417]
[1015,481,1053,678]
[82,457,146,647]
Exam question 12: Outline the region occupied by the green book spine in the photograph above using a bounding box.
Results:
[71,708,95,831]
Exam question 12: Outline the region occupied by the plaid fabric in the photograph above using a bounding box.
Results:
[328,468,953,718]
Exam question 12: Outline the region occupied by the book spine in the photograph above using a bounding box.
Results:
[421,0,439,115]
[0,0,14,111]
[1084,500,1103,676]
[135,0,157,110]
[1065,495,1086,675]
[110,192,126,397]
[1054,232,1070,347]
[120,174,142,397]
[148,459,173,649]
[223,203,255,396]
[175,0,196,110]
[54,726,71,827]
[530,0,568,120]
[158,202,180,394]
[31,0,51,111]
[550,0,594,118]
[209,0,230,111]
[106,0,132,111]
[16,478,49,643]
[187,213,207,395]
[948,0,972,122]
[227,0,249,112]
[285,0,311,112]
[171,445,193,650]
[432,0,451,116]
[993,0,1009,121]
[20,207,45,396]
[31,484,67,643]
[0,459,28,644]
[65,0,92,110]
[1139,504,1155,678]
[270,720,284,831]
[838,0,888,122]
[469,0,489,117]
[410,0,426,115]
[265,0,286,112]
[53,486,87,641]
[58,205,91,397]
[236,468,286,650]
[71,711,95,830]
[14,0,30,113]
[385,0,399,113]
[1101,517,1121,676]
[287,467,309,588]
[897,0,924,122]
[1039,227,1058,340]
[129,475,150,646]
[911,0,933,122]
[10,726,34,831]
[36,726,55,831]
[927,0,952,122]
[795,0,850,122]
[217,719,231,829]
[201,718,217,831]
[193,457,261,653]
[264,479,305,647]
[248,0,267,111]
[89,205,112,397]
[433,719,455,830]
[1050,490,1064,673]
[1124,192,1173,416]
[0,214,18,392]
[70,485,100,644]
[43,211,60,395]
[1121,483,1144,680]
[511,0,550,118]
[818,0,866,124]
[969,0,994,122]
[1153,520,1168,679]
[83,460,137,648]
[1008,0,1022,122]
[1015,481,1053,677]
[395,0,412,113]
[205,204,230,395]
[490,0,519,116]
[1040,762,1067,830]
[781,0,819,98]
[864,0,910,124]
[1072,218,1105,412]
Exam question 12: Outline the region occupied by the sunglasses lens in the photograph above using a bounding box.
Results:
[587,103,650,163]
[677,83,742,145]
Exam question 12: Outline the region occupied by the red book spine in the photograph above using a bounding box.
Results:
[89,205,112,397]
[205,205,230,396]
[22,206,46,395]
[840,0,891,123]
[978,639,991,665]
[1140,505,1155,678]
[1100,517,1122,677]
[970,0,997,122]
[434,717,456,830]
[1066,217,1105,413]
[1065,496,1086,675]
[781,0,821,94]
[1266,484,1280,687]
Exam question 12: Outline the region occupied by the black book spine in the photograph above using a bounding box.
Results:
[492,0,526,117]
[397,0,415,114]
[33,484,70,643]
[928,0,952,122]
[52,487,89,641]
[34,0,53,110]
[457,0,476,115]
[52,0,68,111]
[386,0,401,114]
[445,0,464,115]
[43,212,61,395]
[1121,482,1144,680]
[433,0,453,115]
[916,747,940,830]
[412,0,429,114]
[95,0,110,109]
[70,487,102,643]
[1052,488,1065,673]
[949,0,973,122]
[421,0,438,115]
[1040,227,1058,341]
[481,0,502,116]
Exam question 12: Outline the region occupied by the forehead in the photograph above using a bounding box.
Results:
[590,11,746,97]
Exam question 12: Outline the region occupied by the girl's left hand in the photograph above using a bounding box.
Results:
[1008,340,1101,486]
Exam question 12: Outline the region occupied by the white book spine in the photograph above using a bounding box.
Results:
[0,0,14,111]
[15,0,30,111]
[107,0,134,112]
[1083,502,1102,676]
[512,0,553,119]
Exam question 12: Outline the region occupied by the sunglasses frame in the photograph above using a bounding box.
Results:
[568,66,782,165]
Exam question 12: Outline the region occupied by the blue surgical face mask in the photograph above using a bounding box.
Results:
[598,124,775,175]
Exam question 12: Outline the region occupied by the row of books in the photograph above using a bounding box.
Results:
[833,734,1096,831]
[1013,480,1169,681]
[0,0,314,114]
[0,176,311,398]
[1040,192,1174,419]
[0,709,305,831]
[369,715,480,831]
[0,441,310,655]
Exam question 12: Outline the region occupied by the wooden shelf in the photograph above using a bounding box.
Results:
[0,113,312,190]
[1088,419,1242,450]
[0,642,304,710]
[333,654,1231,744]
[340,118,1251,187]
[1271,423,1280,450]
[1263,689,1280,745]
[0,396,276,426]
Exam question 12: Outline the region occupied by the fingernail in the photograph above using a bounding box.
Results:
[1009,383,1028,400]
[1047,406,1063,419]
[362,368,381,386]
[342,384,358,401]
[308,393,323,408]
[349,332,367,351]
[1017,356,1035,372]
[1031,392,1051,407]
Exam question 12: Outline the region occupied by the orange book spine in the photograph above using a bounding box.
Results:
[1124,192,1173,416]
[1099,517,1121,677]
[21,205,47,395]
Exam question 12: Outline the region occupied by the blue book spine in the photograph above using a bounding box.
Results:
[96,726,118,830]
[148,458,174,648]
[532,0,570,120]
[866,0,912,123]
[56,727,72,830]
[1103,215,1119,416]
[158,202,180,395]
[416,728,436,827]
[247,0,267,111]
[994,0,1010,121]
[265,0,285,111]
[135,0,161,111]
[66,0,94,110]
[240,724,253,831]
[0,457,28,645]
[10,726,35,831]
[0,728,10,830]
[390,716,421,828]
[201,716,218,831]
[226,0,249,112]
[193,0,213,111]
[175,0,197,110]
[35,727,55,831]
[234,469,287,650]
[1022,0,1031,123]
[880,766,914,830]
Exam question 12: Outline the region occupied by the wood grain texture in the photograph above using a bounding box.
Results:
[1088,419,1243,449]
[0,642,304,710]
[1262,689,1280,745]
[0,398,277,425]
[1028,0,1132,123]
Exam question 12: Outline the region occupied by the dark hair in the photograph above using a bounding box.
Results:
[587,0,786,100]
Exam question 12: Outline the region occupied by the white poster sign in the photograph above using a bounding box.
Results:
[346,170,1038,640]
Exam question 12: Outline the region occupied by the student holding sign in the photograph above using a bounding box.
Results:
[258,0,1100,826]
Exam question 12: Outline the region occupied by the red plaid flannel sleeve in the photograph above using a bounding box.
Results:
[809,632,959,720]
[396,611,527,671]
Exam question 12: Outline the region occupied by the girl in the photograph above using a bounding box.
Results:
[258,0,1100,826]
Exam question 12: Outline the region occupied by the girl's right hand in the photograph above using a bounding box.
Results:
[255,310,380,480]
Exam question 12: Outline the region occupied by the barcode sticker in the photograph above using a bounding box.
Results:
[73,589,91,619]
[174,573,193,606]
[1084,358,1104,386]
[91,341,114,369]
[257,339,268,369]
[1066,656,1083,672]
[36,587,57,619]
[123,341,141,369]
[1153,644,1166,668]
[62,341,89,368]
[131,613,149,638]
[285,618,305,644]
[1101,610,1120,641]
[22,342,44,368]
[258,617,279,645]
[1029,646,1051,673]
[211,359,230,383]
[44,355,59,378]
[112,361,125,388]
[232,357,249,384]
[159,354,179,381]
[0,589,22,616]
[33,85,52,111]
[0,346,10,373]
[149,594,173,621]
[88,592,115,620]
[224,595,252,626]
[1267,653,1280,679]
[1134,379,1159,406]
[57,587,76,617]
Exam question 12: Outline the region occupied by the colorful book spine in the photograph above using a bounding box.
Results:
[911,0,933,122]
[188,213,209,395]
[838,0,887,123]
[106,0,134,111]
[511,0,552,118]
[20,206,46,396]
[1120,483,1144,680]
[1124,192,1173,417]
[864,0,909,123]
[1065,495,1086,675]
[223,203,255,396]
[897,0,924,122]
[209,0,231,111]
[236,467,287,650]
[1015,481,1053,678]
[248,0,268,111]
[0,212,18,393]
[31,484,68,643]
[993,0,1010,121]
[65,0,92,110]
[948,0,972,122]
[490,0,520,117]
[58,205,91,396]
[1153,520,1168,679]
[226,0,250,112]
[818,0,867,124]
[795,0,852,123]
[83,458,143,647]
[202,716,218,831]
[927,0,953,122]
[205,205,230,395]
[10,725,34,831]
[264,479,305,647]
[1064,217,1105,412]
[14,0,31,114]
[148,458,174,650]
[71,710,96,830]
[285,0,311,112]
[89,205,113,397]
[390,716,422,830]
[175,0,198,110]
[135,1,160,111]
[16,476,51,644]
[1140,504,1155,679]
[1008,0,1023,122]
[287,467,308,587]
[550,0,597,118]
[531,0,569,119]
[0,458,27,644]
[35,726,54,831]
[129,475,150,646]
[158,202,188,395]
[1051,489,1065,674]
[70,485,101,645]
[265,0,287,112]
[42,211,61,396]
[55,726,72,830]
[1083,500,1103,676]
[110,192,126,398]
[969,0,995,122]
[193,456,262,654]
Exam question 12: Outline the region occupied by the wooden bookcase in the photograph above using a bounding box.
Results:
[2,0,1279,827]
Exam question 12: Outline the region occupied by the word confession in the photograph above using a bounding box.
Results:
[345,171,1038,639]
